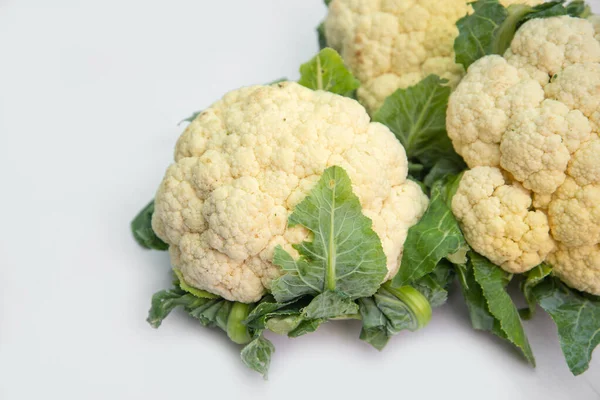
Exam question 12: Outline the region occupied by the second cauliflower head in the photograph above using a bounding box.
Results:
[324,0,543,113]
[448,16,600,295]
[152,82,428,303]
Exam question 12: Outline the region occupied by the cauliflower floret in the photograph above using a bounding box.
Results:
[590,15,600,41]
[548,244,600,296]
[324,0,543,113]
[451,167,555,273]
[447,16,600,294]
[152,82,428,302]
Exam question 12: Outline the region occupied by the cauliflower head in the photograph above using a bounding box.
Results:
[152,82,428,303]
[447,16,600,295]
[324,0,543,113]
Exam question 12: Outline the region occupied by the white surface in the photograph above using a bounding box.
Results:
[1,1,599,399]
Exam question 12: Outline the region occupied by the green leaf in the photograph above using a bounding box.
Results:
[454,0,586,70]
[358,284,432,350]
[358,297,390,350]
[373,75,462,168]
[298,48,360,97]
[303,291,359,319]
[424,158,466,188]
[393,176,467,286]
[131,200,169,250]
[471,253,535,365]
[455,260,508,339]
[240,335,275,379]
[317,22,328,50]
[288,318,324,337]
[533,278,600,375]
[244,296,299,331]
[519,264,552,320]
[147,287,202,328]
[271,166,387,303]
[324,0,332,6]
[179,110,202,125]
[412,260,455,308]
[173,269,219,299]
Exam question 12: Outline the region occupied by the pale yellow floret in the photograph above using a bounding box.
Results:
[452,167,555,274]
[447,16,600,294]
[152,82,428,302]
[324,0,543,113]
[548,244,600,296]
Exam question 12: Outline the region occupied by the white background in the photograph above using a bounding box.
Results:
[1,0,599,399]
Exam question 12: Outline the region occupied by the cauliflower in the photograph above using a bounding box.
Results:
[323,0,543,113]
[152,82,428,303]
[447,16,600,295]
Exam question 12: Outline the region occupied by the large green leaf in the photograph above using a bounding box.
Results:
[471,253,535,365]
[533,278,600,375]
[271,166,387,303]
[373,75,463,168]
[131,200,169,250]
[393,176,467,286]
[454,0,590,70]
[298,48,360,97]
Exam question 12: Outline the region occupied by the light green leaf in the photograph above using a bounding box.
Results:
[147,287,205,328]
[271,166,387,303]
[303,291,359,319]
[241,335,276,379]
[298,48,360,97]
[533,278,600,375]
[520,263,552,320]
[373,75,462,168]
[471,253,535,365]
[393,176,467,286]
[173,269,218,299]
[131,200,169,251]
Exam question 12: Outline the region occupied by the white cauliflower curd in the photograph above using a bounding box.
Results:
[152,82,428,302]
[447,16,600,295]
[323,0,543,113]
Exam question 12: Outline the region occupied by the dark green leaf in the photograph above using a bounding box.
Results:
[393,177,467,286]
[454,0,584,70]
[147,287,203,328]
[240,335,275,379]
[455,260,508,339]
[412,260,455,308]
[317,22,328,50]
[520,263,552,320]
[288,318,324,337]
[131,200,169,250]
[471,253,535,365]
[358,284,432,350]
[373,75,461,168]
[303,291,359,319]
[533,278,600,375]
[324,0,332,6]
[424,158,467,188]
[271,166,387,303]
[298,48,360,97]
[358,297,390,350]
